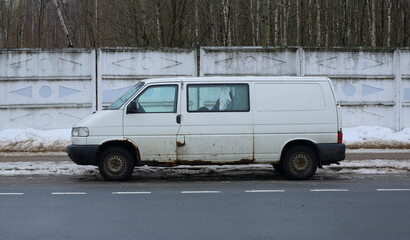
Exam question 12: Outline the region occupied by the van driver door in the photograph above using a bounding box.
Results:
[124,83,181,163]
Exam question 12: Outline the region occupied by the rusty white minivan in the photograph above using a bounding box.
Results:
[66,77,345,181]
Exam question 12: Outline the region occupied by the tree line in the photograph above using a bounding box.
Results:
[1,0,409,48]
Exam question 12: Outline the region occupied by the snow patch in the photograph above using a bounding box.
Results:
[0,160,407,177]
[0,161,97,176]
[0,128,71,152]
[344,126,410,144]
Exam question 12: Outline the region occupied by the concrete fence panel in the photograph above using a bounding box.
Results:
[303,49,399,130]
[97,48,197,109]
[303,49,395,77]
[200,47,300,76]
[0,49,96,130]
[400,50,410,129]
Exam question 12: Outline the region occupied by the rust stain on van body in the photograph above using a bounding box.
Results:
[141,159,255,167]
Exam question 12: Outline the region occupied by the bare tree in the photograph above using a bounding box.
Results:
[370,0,377,46]
[17,0,26,47]
[316,0,321,46]
[295,0,301,45]
[221,0,232,46]
[386,0,392,47]
[0,0,14,47]
[52,0,73,47]
[1,0,409,48]
[261,0,270,46]
[282,0,290,46]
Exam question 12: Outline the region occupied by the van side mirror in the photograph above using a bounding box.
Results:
[127,101,145,114]
[127,101,138,114]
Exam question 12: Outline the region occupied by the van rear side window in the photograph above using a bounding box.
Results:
[187,84,249,112]
[255,83,326,111]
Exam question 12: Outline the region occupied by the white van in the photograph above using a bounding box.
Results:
[67,77,345,181]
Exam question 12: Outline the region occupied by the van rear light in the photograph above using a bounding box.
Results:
[337,130,343,143]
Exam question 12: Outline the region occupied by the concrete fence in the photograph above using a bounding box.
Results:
[1,47,409,131]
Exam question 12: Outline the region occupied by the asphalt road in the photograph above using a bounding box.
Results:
[0,175,409,240]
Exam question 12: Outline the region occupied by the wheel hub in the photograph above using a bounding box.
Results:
[106,155,126,175]
[290,153,311,173]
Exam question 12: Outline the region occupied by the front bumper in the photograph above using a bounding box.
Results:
[66,144,99,166]
[316,143,346,166]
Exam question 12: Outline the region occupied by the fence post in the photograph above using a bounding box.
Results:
[95,48,100,111]
[393,49,402,131]
[296,47,305,76]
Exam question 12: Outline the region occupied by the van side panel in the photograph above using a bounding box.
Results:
[253,81,338,163]
[255,83,326,111]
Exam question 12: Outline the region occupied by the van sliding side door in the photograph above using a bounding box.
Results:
[176,83,254,163]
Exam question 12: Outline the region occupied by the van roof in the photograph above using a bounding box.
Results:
[143,76,331,84]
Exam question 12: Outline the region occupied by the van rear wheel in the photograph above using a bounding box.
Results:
[98,147,135,181]
[282,146,317,180]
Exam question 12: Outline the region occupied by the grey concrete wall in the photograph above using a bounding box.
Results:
[200,47,409,130]
[1,47,409,130]
[97,48,197,109]
[303,48,401,130]
[0,48,197,130]
[0,49,96,130]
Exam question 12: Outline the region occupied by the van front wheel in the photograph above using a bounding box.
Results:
[282,146,317,180]
[272,164,284,175]
[98,147,135,181]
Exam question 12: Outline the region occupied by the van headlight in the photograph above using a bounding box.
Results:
[72,127,89,137]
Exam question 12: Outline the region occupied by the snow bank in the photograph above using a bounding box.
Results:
[344,126,410,143]
[1,126,410,152]
[344,126,410,149]
[0,128,71,152]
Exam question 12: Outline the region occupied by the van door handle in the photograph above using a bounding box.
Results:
[176,114,182,124]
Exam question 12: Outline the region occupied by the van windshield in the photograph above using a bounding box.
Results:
[107,81,145,110]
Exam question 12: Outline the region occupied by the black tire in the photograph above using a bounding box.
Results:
[98,147,135,181]
[281,146,317,180]
[272,164,284,175]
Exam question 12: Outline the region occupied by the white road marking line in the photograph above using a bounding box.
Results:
[0,193,24,195]
[112,192,151,195]
[377,189,410,192]
[181,191,221,194]
[310,189,349,192]
[245,190,285,193]
[51,192,87,195]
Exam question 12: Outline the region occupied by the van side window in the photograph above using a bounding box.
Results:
[128,85,178,113]
[187,84,249,112]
